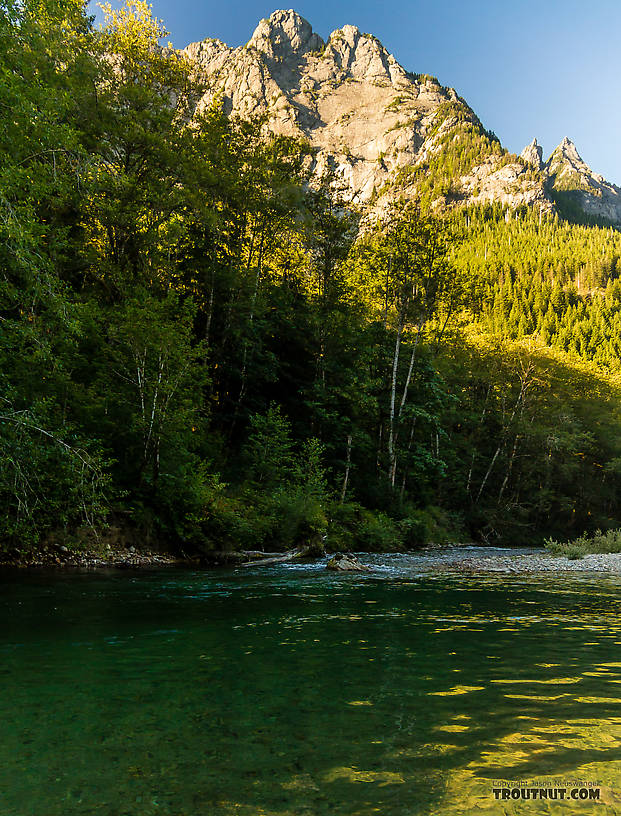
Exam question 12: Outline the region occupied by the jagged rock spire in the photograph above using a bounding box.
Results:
[520,138,543,170]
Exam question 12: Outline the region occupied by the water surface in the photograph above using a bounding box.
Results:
[2,548,621,815]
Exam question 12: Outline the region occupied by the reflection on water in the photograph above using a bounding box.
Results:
[1,551,621,814]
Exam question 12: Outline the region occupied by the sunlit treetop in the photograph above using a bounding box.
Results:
[98,0,169,49]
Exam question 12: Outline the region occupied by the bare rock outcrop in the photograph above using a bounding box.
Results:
[545,137,621,224]
[183,10,551,214]
[249,9,323,61]
[520,138,544,170]
[182,11,620,224]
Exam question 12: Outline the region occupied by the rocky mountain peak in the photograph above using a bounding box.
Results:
[323,24,408,85]
[182,10,621,224]
[546,137,591,180]
[330,24,360,47]
[552,136,583,164]
[247,9,323,59]
[544,137,621,223]
[520,138,543,170]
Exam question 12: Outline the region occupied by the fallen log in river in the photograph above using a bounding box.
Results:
[241,547,309,567]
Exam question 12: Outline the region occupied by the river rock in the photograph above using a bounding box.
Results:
[326,553,370,572]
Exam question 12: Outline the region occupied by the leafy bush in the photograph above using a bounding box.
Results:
[545,528,621,559]
[0,406,111,553]
[236,406,331,552]
[326,501,363,551]
[240,488,327,552]
[397,516,428,548]
[357,510,404,552]
[155,464,238,551]
[414,505,465,545]
[326,502,403,552]
[326,502,444,552]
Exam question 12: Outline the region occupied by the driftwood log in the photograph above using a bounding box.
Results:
[241,546,309,567]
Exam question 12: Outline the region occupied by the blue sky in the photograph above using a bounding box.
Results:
[89,0,621,184]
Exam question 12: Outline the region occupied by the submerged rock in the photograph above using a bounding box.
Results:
[326,553,370,572]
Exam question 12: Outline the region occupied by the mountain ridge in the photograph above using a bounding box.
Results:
[183,9,620,224]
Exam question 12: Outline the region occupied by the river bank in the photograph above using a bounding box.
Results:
[317,546,621,575]
[0,542,187,570]
[423,547,621,574]
[4,542,621,572]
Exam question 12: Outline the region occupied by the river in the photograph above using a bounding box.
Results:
[1,547,621,814]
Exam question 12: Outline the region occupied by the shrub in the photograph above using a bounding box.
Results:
[326,501,363,552]
[236,488,328,553]
[357,510,404,552]
[398,516,428,548]
[545,528,621,559]
[155,464,239,551]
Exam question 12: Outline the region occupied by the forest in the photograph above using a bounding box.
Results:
[3,0,621,560]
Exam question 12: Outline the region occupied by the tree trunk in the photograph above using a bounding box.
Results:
[388,317,404,487]
[341,434,352,503]
[476,445,502,503]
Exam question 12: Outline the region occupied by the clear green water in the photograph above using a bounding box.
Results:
[2,550,621,815]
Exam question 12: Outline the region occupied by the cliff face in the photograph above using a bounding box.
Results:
[183,10,547,211]
[183,10,620,224]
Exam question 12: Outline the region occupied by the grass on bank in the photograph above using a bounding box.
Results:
[545,529,621,560]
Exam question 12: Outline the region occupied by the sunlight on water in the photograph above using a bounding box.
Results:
[2,551,621,814]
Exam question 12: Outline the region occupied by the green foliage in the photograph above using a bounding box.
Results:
[244,405,295,487]
[357,510,404,552]
[152,465,229,549]
[326,503,433,552]
[545,529,621,559]
[296,438,329,500]
[451,205,621,372]
[253,490,327,552]
[5,0,621,560]
[238,406,330,551]
[102,293,207,486]
[0,403,111,550]
[437,327,621,543]
[388,101,518,207]
[396,515,428,548]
